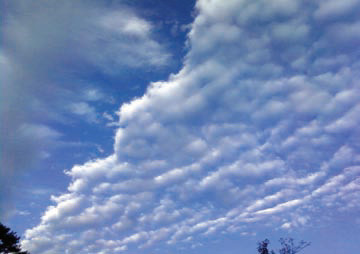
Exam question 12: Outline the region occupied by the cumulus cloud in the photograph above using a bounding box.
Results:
[22,0,360,253]
[0,0,171,216]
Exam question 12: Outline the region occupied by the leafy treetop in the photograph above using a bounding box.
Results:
[0,222,30,254]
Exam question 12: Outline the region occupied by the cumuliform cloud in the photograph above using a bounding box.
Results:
[23,0,360,253]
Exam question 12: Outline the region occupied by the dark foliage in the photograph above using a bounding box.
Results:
[0,222,30,254]
[258,239,275,254]
[278,238,310,254]
[258,238,310,254]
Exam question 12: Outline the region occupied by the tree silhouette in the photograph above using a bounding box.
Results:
[258,239,275,254]
[0,222,30,254]
[258,238,310,254]
[278,238,310,254]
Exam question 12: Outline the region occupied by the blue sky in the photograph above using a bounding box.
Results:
[1,0,360,253]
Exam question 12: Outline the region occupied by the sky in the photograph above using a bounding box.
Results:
[1,0,360,253]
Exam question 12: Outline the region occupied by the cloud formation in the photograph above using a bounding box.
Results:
[22,0,360,253]
[0,0,170,216]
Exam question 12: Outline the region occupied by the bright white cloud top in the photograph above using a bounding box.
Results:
[21,0,360,253]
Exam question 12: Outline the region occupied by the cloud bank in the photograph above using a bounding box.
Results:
[23,0,360,253]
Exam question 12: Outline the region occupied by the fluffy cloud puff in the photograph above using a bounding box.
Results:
[23,0,360,253]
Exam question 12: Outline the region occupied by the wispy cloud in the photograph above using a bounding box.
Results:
[0,0,171,217]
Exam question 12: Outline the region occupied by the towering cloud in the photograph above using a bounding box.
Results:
[22,0,360,253]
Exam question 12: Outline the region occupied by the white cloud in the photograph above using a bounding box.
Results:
[83,89,105,102]
[314,0,360,20]
[18,123,62,141]
[23,0,360,253]
[93,10,170,70]
[102,112,115,122]
[68,102,99,123]
[99,11,152,37]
